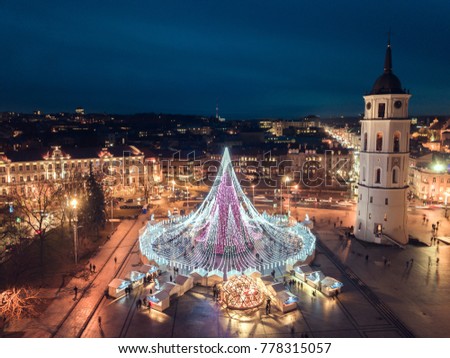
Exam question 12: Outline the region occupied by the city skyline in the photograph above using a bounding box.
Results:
[1,1,450,119]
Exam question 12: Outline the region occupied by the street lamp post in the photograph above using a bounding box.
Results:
[110,187,114,230]
[280,179,283,216]
[444,192,450,219]
[185,184,189,212]
[286,177,291,217]
[71,198,78,265]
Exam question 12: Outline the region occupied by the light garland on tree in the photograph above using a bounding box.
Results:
[139,148,316,273]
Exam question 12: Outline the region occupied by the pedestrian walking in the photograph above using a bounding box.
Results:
[365,254,369,261]
[436,257,440,265]
[170,275,173,282]
[98,316,102,327]
[410,258,414,264]
[428,256,432,267]
[114,257,117,265]
[74,286,78,300]
[93,264,96,273]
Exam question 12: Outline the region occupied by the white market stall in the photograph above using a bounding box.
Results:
[267,282,286,297]
[259,275,276,287]
[162,282,180,297]
[138,264,159,279]
[294,265,317,282]
[244,268,262,279]
[207,269,224,287]
[276,291,298,313]
[306,271,325,289]
[320,276,343,296]
[108,278,130,299]
[147,290,170,312]
[190,268,208,286]
[124,271,146,288]
[175,274,194,296]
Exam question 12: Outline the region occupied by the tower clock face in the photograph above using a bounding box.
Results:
[366,102,372,110]
[394,100,402,109]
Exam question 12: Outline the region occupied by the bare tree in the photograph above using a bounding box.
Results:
[10,180,64,271]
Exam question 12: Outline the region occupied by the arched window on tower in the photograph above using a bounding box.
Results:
[363,132,368,151]
[376,132,383,151]
[393,131,401,152]
[375,168,381,184]
[392,167,399,184]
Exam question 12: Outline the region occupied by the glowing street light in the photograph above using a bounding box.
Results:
[71,198,79,265]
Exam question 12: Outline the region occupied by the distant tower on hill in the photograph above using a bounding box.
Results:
[354,41,411,246]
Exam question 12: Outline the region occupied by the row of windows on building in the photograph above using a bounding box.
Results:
[421,177,450,184]
[362,131,401,152]
[359,194,390,206]
[0,158,145,173]
[362,167,400,184]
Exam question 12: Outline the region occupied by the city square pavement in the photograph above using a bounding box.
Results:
[6,202,449,338]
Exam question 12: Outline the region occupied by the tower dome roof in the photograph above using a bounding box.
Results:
[370,42,405,95]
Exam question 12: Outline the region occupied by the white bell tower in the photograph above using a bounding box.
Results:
[354,41,411,245]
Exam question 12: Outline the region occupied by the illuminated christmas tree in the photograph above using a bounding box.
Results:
[139,148,315,273]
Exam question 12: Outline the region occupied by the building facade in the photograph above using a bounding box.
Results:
[355,42,411,246]
[0,145,161,199]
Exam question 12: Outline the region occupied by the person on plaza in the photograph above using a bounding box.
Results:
[169,275,173,282]
[428,256,432,267]
[74,286,78,300]
[436,257,440,265]
[98,316,102,327]
[89,263,93,272]
[93,264,96,273]
[114,257,117,265]
[410,258,414,265]
[406,261,409,269]
[365,254,369,261]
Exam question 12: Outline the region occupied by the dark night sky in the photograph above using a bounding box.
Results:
[1,0,450,119]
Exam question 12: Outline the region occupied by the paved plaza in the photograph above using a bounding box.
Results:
[5,202,449,338]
